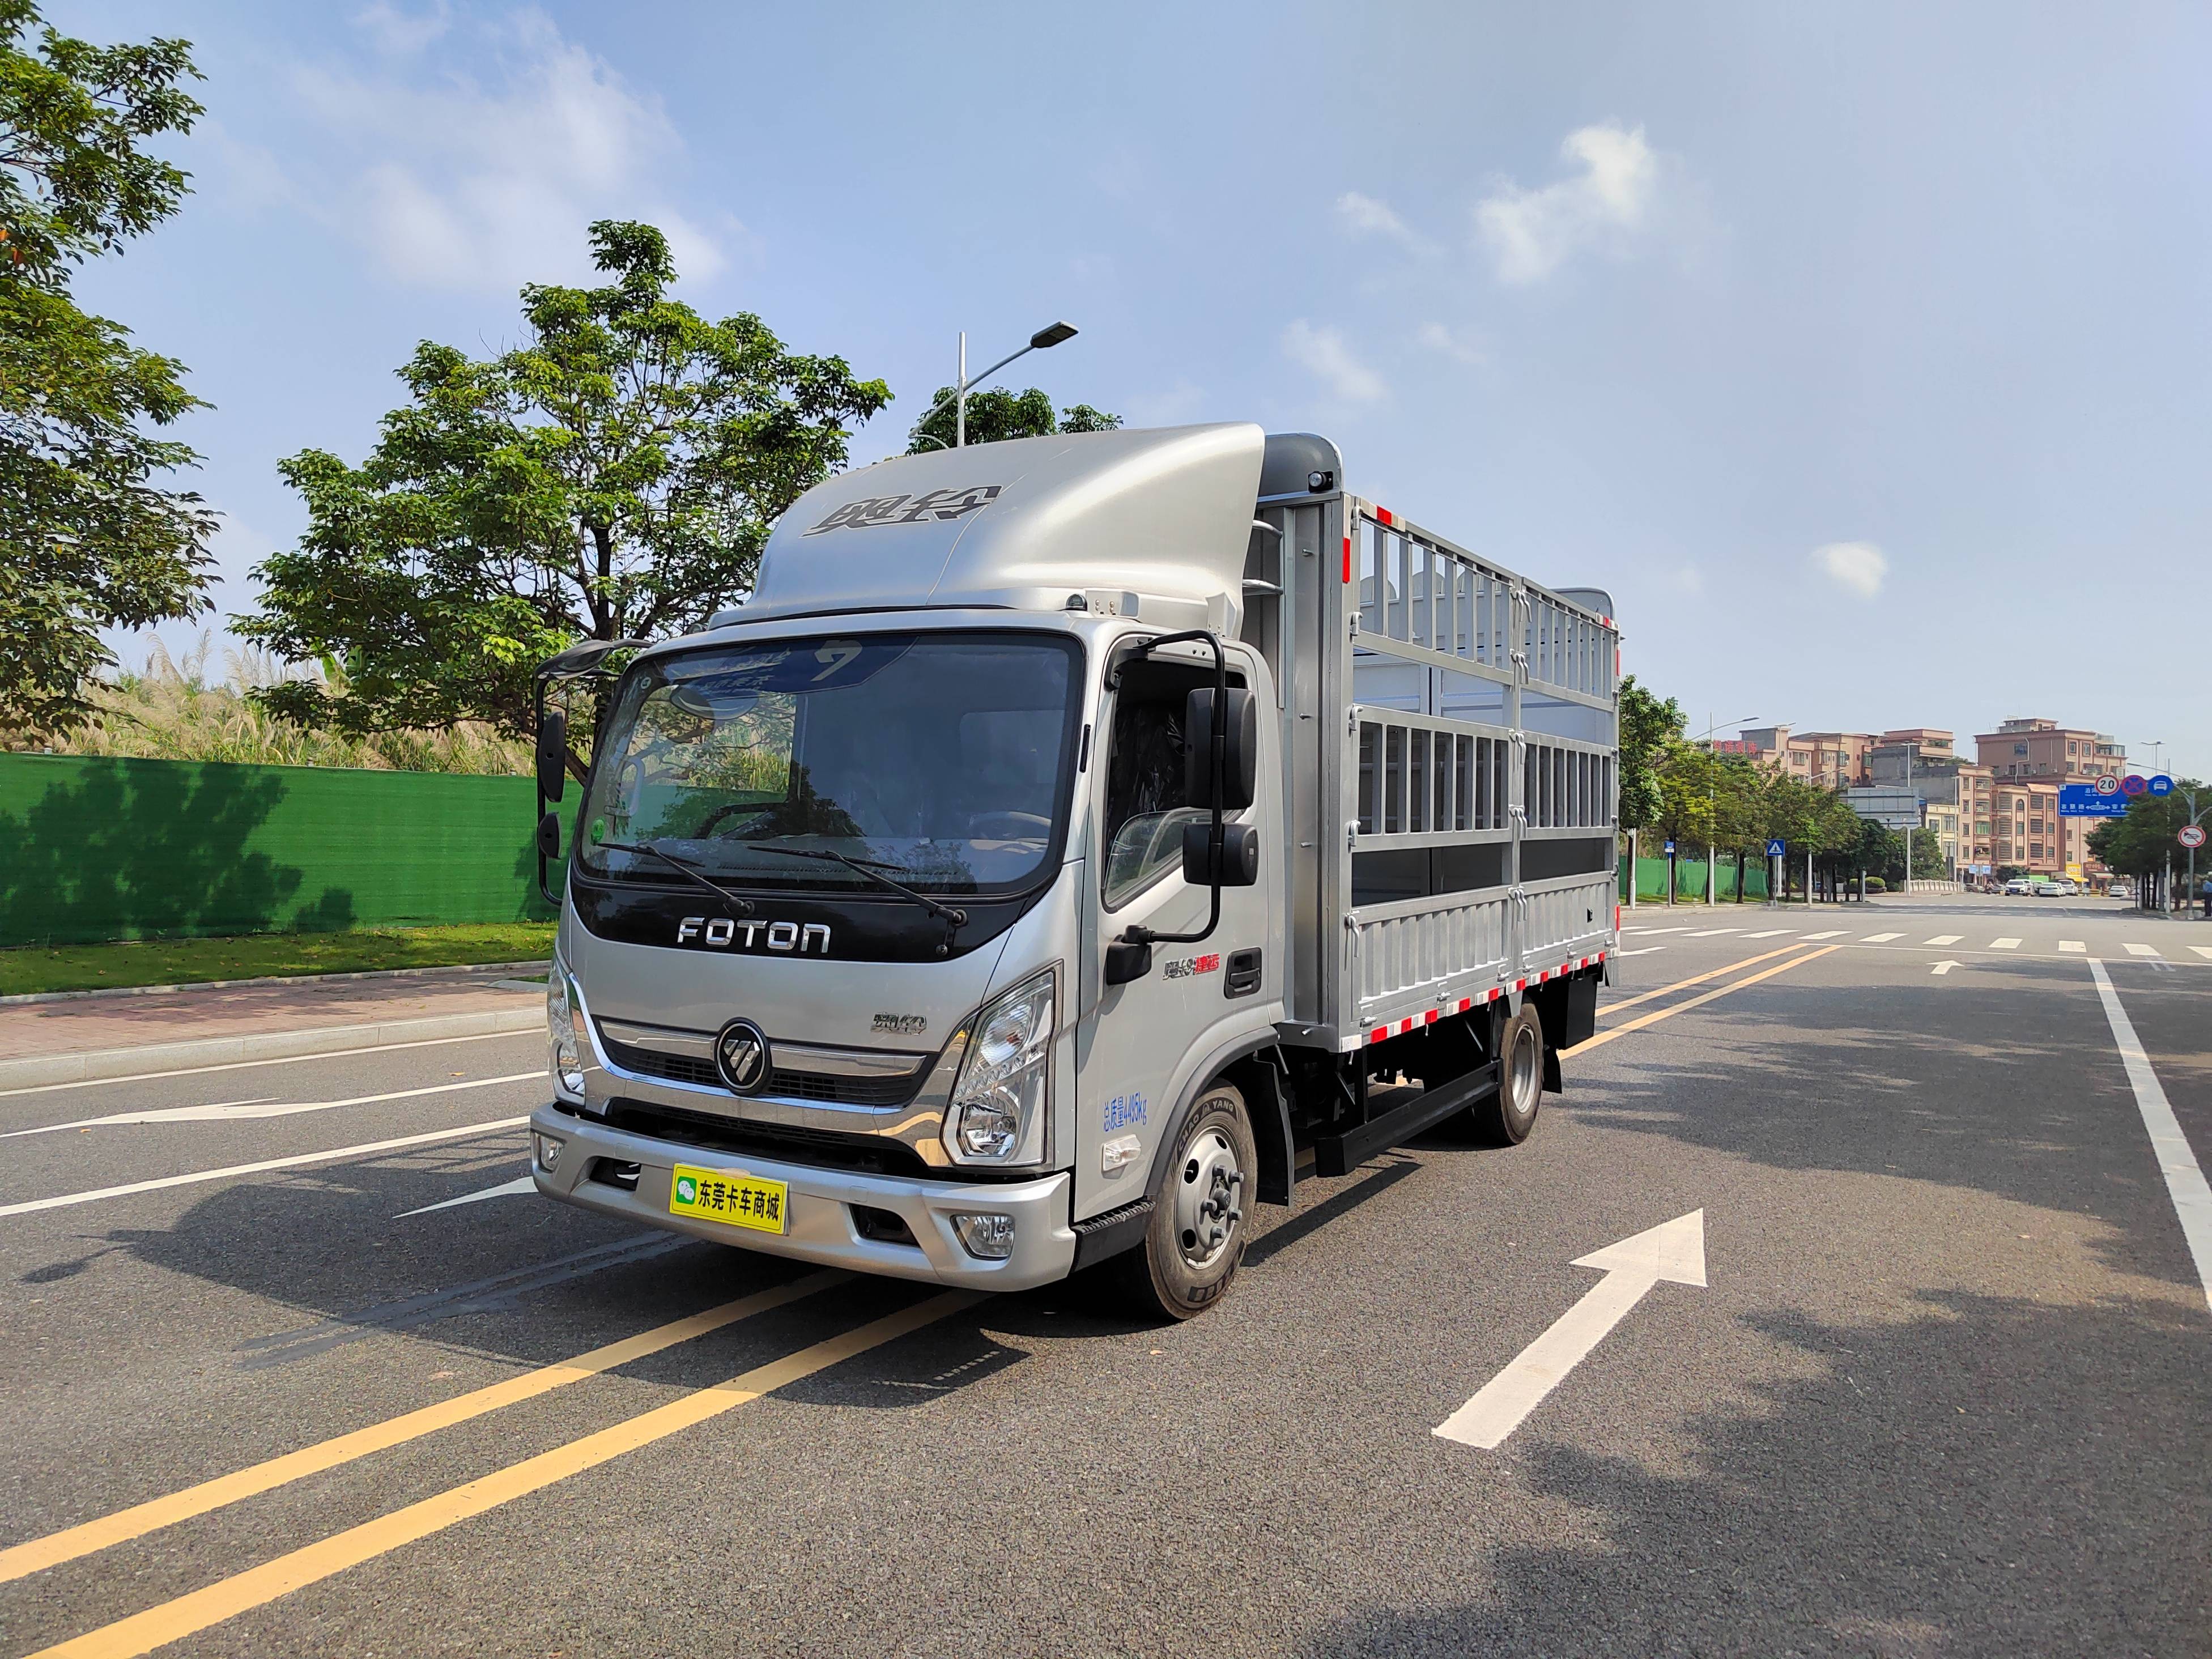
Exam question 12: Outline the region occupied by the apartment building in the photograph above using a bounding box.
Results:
[1730,725,1877,789]
[1966,720,2129,877]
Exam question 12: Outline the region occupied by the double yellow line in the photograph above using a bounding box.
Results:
[10,1271,974,1659]
[1585,942,1841,1052]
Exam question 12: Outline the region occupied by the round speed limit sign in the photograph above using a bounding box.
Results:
[2095,774,2121,796]
[2181,825,2207,850]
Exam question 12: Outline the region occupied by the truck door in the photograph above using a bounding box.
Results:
[1074,653,1275,1222]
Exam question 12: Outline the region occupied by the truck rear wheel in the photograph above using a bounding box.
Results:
[1112,1082,1254,1321]
[1466,1006,1544,1146]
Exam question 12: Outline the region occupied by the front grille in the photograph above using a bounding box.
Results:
[603,1098,939,1180]
[597,1031,924,1107]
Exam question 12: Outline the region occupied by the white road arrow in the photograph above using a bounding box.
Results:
[1929,960,1961,976]
[1434,1209,1705,1449]
[395,1173,537,1218]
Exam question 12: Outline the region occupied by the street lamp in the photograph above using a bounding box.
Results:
[917,321,1080,449]
[2146,741,2166,776]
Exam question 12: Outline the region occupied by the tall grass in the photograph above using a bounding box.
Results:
[28,635,530,775]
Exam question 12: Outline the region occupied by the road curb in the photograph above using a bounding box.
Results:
[0,1005,548,1092]
[0,959,552,1008]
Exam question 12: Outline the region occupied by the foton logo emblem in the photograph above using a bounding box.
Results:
[803,484,1002,535]
[678,916,832,954]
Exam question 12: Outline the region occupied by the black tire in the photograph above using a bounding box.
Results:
[1466,1005,1543,1146]
[1109,1082,1255,1321]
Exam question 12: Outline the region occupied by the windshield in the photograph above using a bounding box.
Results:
[575,632,1080,896]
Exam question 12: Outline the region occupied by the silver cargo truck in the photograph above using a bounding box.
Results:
[529,423,1619,1318]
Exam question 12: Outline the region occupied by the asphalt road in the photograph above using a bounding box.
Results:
[3,895,2207,1657]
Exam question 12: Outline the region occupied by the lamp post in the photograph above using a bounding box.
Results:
[916,321,1079,449]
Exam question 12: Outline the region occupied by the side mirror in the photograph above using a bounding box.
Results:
[536,709,569,804]
[1182,821,1260,888]
[1184,687,1257,810]
[1104,938,1154,986]
[535,811,563,860]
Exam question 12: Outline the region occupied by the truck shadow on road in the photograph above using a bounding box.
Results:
[1296,1287,2212,1657]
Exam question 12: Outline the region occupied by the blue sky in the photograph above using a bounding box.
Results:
[67,1,2212,773]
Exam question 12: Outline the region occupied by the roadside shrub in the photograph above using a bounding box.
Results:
[1864,877,1887,892]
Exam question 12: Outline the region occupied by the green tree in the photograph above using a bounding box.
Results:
[242,221,890,767]
[905,386,1120,453]
[2088,782,2204,879]
[0,1,215,739]
[1616,674,1683,831]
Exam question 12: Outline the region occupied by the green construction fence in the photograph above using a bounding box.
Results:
[0,752,553,946]
[1617,853,1769,905]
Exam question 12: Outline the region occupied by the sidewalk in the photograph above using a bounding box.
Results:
[0,965,549,1092]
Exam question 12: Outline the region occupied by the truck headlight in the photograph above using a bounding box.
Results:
[546,964,585,1101]
[945,968,1056,1166]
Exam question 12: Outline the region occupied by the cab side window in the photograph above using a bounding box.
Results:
[1101,660,1236,909]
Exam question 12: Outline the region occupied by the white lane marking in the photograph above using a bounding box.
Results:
[0,1029,538,1100]
[2088,960,2212,1312]
[0,1118,530,1219]
[1929,960,1960,976]
[1861,933,1903,943]
[1613,946,1666,957]
[1740,930,1795,939]
[395,1173,536,1218]
[1802,931,1847,941]
[1435,1210,1706,1450]
[2194,947,2212,962]
[2124,943,2163,959]
[1620,926,1689,935]
[2,1074,540,1138]
[1925,934,1963,945]
[1990,937,2022,950]
[1685,928,1740,938]
[2060,941,2086,953]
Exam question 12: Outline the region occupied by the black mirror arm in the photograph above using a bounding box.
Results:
[1109,627,1230,951]
[534,678,560,909]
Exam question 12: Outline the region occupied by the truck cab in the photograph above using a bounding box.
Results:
[530,423,1618,1318]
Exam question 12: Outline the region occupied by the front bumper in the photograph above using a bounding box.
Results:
[529,1104,1078,1291]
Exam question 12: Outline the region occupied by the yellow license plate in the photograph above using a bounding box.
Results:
[669,1164,789,1235]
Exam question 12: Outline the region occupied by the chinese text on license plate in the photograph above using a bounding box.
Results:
[669,1164,789,1235]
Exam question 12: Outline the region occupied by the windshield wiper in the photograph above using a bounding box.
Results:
[739,846,968,935]
[599,839,755,916]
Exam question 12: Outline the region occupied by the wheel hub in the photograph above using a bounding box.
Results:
[1174,1128,1245,1270]
[1508,1021,1540,1112]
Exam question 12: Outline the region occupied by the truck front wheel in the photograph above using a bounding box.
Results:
[1114,1082,1254,1321]
[1467,1006,1544,1146]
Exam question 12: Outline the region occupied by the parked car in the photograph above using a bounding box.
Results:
[2109,882,2134,900]
[2003,878,2034,895]
[2030,879,2069,897]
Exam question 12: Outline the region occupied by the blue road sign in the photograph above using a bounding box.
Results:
[1766,839,1786,858]
[2059,785,2129,818]
[1662,839,1677,855]
[2149,774,2175,797]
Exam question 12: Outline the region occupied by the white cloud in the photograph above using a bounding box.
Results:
[354,1,450,55]
[1669,565,1705,595]
[278,11,731,293]
[1475,122,1661,284]
[1282,320,1385,403]
[1335,191,1429,253]
[1416,321,1486,367]
[1810,541,1888,598]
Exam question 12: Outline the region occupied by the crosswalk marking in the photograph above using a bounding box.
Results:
[1740,929,1794,938]
[1614,946,1666,956]
[1924,934,1962,945]
[2124,943,2163,959]
[1801,931,1847,941]
[1621,926,1688,935]
[2193,947,2212,962]
[1860,932,1903,943]
[1686,928,1739,937]
[2060,941,2086,953]
[1990,938,2021,950]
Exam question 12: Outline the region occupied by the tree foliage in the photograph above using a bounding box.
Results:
[1615,674,1681,831]
[0,0,214,739]
[2088,782,2205,878]
[905,385,1119,453]
[242,222,891,759]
